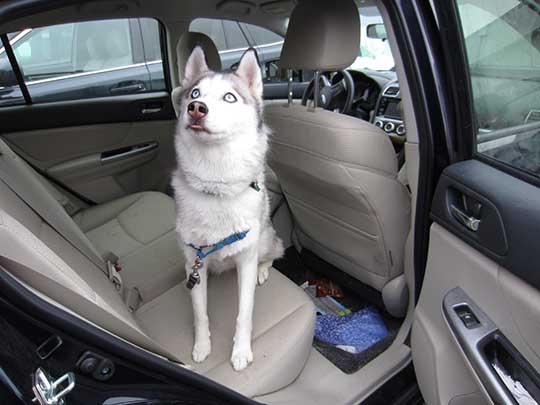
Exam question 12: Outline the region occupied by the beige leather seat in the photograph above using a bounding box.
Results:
[0,138,315,397]
[265,0,411,316]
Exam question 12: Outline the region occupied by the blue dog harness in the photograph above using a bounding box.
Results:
[185,230,249,289]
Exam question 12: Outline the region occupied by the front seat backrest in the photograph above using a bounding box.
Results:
[172,32,222,116]
[265,0,411,315]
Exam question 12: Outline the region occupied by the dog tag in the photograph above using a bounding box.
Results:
[186,271,201,290]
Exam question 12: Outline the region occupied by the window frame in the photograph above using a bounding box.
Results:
[0,16,171,106]
[436,0,540,189]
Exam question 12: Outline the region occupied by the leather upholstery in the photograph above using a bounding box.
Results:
[138,270,315,397]
[73,192,185,303]
[0,138,315,396]
[280,0,360,71]
[266,104,411,298]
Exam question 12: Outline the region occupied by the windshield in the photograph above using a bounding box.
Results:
[351,6,395,71]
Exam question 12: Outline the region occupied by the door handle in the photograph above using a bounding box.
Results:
[101,142,158,164]
[110,81,146,94]
[450,204,481,232]
[141,107,162,114]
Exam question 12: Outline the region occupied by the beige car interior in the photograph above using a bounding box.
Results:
[265,0,411,318]
[0,0,425,403]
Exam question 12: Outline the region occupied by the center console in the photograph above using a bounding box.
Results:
[373,82,406,140]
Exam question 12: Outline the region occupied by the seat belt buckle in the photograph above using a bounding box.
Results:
[107,260,123,293]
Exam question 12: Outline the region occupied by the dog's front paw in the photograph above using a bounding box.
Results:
[192,339,211,363]
[231,345,253,371]
[257,262,270,285]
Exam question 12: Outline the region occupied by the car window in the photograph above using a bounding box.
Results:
[456,0,540,178]
[189,18,283,70]
[189,19,227,51]
[0,18,166,105]
[240,22,283,47]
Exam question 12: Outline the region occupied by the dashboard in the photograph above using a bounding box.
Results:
[346,70,406,143]
[372,81,406,142]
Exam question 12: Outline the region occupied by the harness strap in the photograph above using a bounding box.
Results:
[185,230,249,290]
[188,230,250,260]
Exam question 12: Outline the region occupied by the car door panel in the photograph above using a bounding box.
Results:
[3,116,176,203]
[413,161,540,404]
[410,0,540,403]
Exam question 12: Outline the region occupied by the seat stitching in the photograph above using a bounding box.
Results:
[116,196,175,245]
[269,139,396,178]
[342,164,393,272]
[285,194,378,240]
[82,193,146,234]
[202,300,314,375]
[266,108,380,131]
[86,218,142,257]
[298,229,388,284]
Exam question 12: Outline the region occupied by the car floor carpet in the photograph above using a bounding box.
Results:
[273,246,403,374]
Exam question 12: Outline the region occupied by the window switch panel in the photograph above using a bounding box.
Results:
[454,305,481,329]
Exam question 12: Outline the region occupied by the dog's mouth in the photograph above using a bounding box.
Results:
[187,122,211,133]
[189,123,204,131]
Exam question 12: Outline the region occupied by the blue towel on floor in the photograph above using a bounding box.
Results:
[315,306,389,353]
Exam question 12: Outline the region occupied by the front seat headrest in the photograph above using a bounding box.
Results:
[280,0,360,71]
[176,32,222,81]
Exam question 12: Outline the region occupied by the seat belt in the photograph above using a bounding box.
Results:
[0,256,180,363]
[0,145,123,291]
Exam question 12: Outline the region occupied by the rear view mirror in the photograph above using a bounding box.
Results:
[366,24,387,41]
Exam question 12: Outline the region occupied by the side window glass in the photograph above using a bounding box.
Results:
[189,18,227,51]
[140,18,162,62]
[189,18,284,74]
[222,20,249,50]
[14,23,75,80]
[0,18,166,105]
[240,23,283,47]
[456,1,540,178]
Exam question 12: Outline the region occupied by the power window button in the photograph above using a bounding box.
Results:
[454,305,480,329]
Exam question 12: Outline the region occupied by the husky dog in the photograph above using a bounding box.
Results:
[172,46,284,371]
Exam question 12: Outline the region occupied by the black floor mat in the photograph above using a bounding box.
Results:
[274,247,403,374]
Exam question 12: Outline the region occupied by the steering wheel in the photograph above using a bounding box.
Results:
[301,70,355,114]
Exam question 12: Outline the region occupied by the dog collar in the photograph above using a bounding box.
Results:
[185,230,250,289]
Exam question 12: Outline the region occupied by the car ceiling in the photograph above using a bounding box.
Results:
[0,0,376,37]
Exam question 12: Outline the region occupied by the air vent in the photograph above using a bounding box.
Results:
[384,86,400,97]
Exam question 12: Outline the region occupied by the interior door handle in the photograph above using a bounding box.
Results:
[450,204,481,232]
[141,107,162,114]
[101,142,158,164]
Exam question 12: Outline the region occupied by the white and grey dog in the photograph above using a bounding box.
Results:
[172,46,283,371]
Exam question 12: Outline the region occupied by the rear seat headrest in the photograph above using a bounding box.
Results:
[280,0,360,71]
[177,32,222,80]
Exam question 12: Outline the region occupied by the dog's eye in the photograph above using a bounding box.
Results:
[191,88,200,99]
[223,92,237,103]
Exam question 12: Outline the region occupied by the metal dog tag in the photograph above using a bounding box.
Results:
[186,270,200,290]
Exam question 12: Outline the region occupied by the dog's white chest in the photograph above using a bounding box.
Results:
[173,174,264,247]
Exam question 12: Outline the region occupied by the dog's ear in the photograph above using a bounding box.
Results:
[236,49,263,99]
[183,46,209,87]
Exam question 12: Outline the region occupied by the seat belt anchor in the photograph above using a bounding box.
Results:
[107,260,123,292]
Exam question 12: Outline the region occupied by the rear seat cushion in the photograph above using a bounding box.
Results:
[73,192,184,302]
[137,269,315,397]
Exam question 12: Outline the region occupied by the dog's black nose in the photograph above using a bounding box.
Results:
[188,101,208,120]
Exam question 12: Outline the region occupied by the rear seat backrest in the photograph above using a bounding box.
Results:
[0,140,106,270]
[0,140,180,361]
